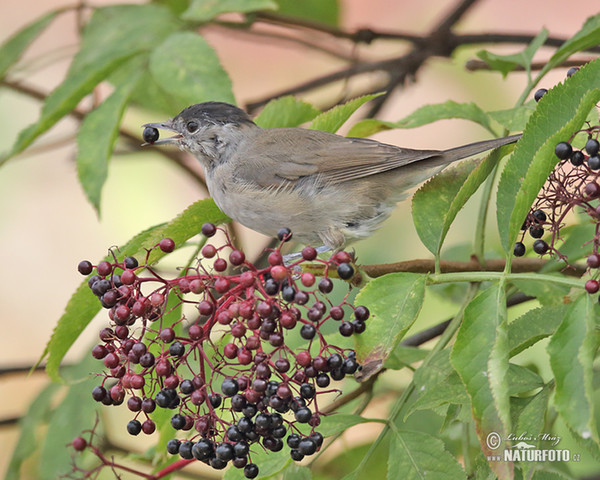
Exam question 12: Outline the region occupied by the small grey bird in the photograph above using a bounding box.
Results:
[144,102,519,250]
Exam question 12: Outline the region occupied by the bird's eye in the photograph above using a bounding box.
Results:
[186,121,199,133]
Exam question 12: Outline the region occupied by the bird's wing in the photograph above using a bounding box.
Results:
[235,128,441,187]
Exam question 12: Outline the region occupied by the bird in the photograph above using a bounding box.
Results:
[143,101,519,250]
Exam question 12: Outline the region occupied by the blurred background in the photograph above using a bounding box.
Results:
[0,0,597,477]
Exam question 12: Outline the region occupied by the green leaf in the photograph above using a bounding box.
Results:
[496,58,600,254]
[510,385,551,480]
[507,364,543,395]
[507,305,567,357]
[182,0,277,22]
[412,151,498,256]
[451,284,512,480]
[0,10,57,80]
[274,0,339,26]
[5,383,60,480]
[309,93,383,133]
[149,31,235,106]
[347,100,496,138]
[354,273,426,381]
[43,199,230,382]
[489,104,535,132]
[388,430,466,480]
[547,294,600,444]
[537,13,600,81]
[282,465,312,480]
[476,29,548,78]
[254,96,321,128]
[9,4,180,157]
[384,345,428,370]
[76,60,143,213]
[318,414,371,437]
[224,448,290,479]
[509,276,570,306]
[40,357,102,479]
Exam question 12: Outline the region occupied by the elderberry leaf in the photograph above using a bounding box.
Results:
[149,32,235,106]
[224,448,290,480]
[354,273,425,381]
[388,430,466,480]
[384,345,428,370]
[510,385,552,480]
[507,304,567,357]
[476,28,548,78]
[5,383,60,480]
[9,4,180,157]
[0,10,57,81]
[412,152,498,256]
[182,0,277,22]
[43,199,229,383]
[488,103,536,132]
[281,465,312,480]
[76,59,144,214]
[547,294,600,454]
[309,93,384,134]
[497,58,600,254]
[255,96,321,128]
[317,414,371,437]
[347,100,496,138]
[450,284,511,480]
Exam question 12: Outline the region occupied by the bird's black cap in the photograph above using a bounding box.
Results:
[175,102,254,126]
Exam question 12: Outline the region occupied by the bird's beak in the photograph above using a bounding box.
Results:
[141,122,182,146]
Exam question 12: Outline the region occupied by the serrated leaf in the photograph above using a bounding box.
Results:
[547,294,600,444]
[388,430,466,480]
[254,96,321,128]
[509,277,570,306]
[497,59,600,254]
[476,29,548,78]
[76,60,143,213]
[507,305,567,357]
[412,152,497,256]
[309,93,383,133]
[537,13,600,81]
[347,100,496,138]
[9,4,180,157]
[224,447,290,479]
[507,364,543,395]
[274,0,339,26]
[511,385,551,480]
[182,0,277,22]
[489,104,535,132]
[43,199,230,382]
[354,273,425,381]
[451,284,512,480]
[5,383,60,480]
[318,414,371,437]
[149,31,234,106]
[0,10,57,80]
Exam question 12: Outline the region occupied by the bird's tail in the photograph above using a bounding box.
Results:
[440,133,522,164]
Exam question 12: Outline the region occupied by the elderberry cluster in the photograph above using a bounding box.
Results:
[78,225,369,478]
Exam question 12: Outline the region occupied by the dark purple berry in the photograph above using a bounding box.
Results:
[571,150,585,166]
[300,324,316,340]
[244,464,259,479]
[277,227,292,242]
[166,439,180,454]
[585,279,599,294]
[78,260,93,275]
[221,378,239,397]
[514,242,526,257]
[339,321,354,336]
[534,88,547,102]
[179,441,194,459]
[586,138,600,156]
[337,263,354,280]
[587,254,600,269]
[567,67,579,77]
[143,126,159,143]
[127,419,142,435]
[529,225,544,238]
[201,223,217,237]
[295,407,312,423]
[298,437,318,455]
[532,240,549,255]
[159,238,175,253]
[554,142,572,160]
[588,156,600,170]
